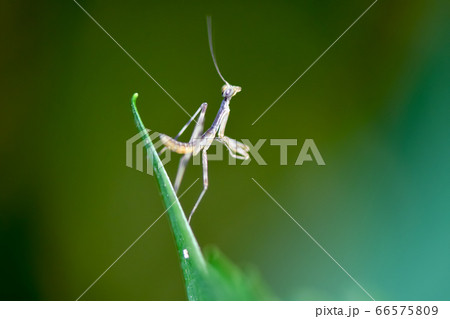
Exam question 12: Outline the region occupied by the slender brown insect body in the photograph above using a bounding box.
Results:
[159,135,194,154]
[158,17,249,223]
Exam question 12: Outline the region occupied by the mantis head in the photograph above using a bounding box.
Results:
[221,84,241,98]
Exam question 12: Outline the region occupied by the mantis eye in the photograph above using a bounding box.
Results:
[225,88,233,96]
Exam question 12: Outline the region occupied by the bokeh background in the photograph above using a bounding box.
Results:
[1,0,449,300]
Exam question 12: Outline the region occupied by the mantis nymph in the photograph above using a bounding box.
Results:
[158,17,249,223]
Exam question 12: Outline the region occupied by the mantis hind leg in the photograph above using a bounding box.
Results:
[173,154,190,193]
[188,148,208,223]
[173,103,208,193]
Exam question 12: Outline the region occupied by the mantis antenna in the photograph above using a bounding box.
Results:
[207,16,229,85]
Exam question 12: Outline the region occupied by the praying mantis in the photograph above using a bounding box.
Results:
[158,17,250,223]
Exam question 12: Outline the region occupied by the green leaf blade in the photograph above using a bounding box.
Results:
[131,93,275,300]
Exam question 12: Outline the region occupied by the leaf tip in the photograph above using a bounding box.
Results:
[132,92,139,103]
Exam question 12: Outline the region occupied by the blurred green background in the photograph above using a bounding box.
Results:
[1,0,449,300]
